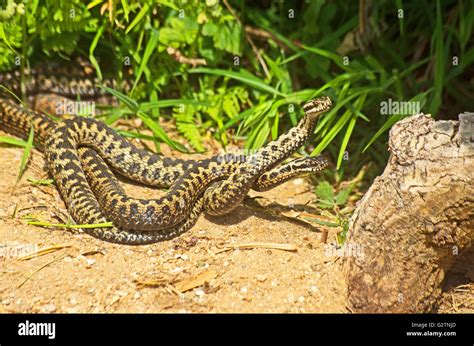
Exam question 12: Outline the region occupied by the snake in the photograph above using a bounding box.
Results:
[0,66,332,244]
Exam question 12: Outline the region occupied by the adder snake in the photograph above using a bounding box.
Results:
[0,66,331,244]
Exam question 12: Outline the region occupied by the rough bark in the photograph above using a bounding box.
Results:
[345,112,474,313]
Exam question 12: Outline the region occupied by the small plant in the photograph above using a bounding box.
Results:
[311,181,353,244]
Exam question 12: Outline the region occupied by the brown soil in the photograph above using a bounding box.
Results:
[0,143,471,313]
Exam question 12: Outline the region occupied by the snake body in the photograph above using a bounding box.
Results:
[0,66,331,244]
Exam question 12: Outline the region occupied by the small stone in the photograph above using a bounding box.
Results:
[170,267,183,274]
[85,259,96,267]
[175,254,188,260]
[133,292,141,299]
[256,274,267,282]
[240,286,248,294]
[133,118,143,128]
[40,304,56,313]
[194,289,205,297]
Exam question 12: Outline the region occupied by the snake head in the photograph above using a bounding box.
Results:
[302,96,332,118]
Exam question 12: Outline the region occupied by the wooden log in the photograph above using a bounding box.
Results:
[345,113,474,312]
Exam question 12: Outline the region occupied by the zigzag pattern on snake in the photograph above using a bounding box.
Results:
[0,66,332,244]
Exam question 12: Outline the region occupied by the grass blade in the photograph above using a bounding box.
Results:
[136,111,187,152]
[89,24,105,81]
[131,28,159,94]
[0,136,28,147]
[99,85,139,111]
[188,68,286,97]
[17,124,34,183]
[336,94,366,169]
[125,3,149,34]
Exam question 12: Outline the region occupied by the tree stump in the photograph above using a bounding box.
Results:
[345,113,474,313]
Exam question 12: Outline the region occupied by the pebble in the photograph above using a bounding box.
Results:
[256,274,267,282]
[40,304,56,313]
[85,259,96,268]
[194,288,205,297]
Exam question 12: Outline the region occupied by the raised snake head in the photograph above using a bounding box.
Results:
[302,96,332,119]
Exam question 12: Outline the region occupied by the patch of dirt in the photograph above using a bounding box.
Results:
[0,142,471,313]
[0,145,347,313]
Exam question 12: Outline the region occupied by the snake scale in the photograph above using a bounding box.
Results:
[0,66,332,244]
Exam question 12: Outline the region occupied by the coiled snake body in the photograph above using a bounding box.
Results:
[0,67,332,244]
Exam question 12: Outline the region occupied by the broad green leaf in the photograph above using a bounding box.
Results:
[335,189,350,206]
[315,181,334,209]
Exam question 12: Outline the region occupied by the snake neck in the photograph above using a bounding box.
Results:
[249,113,317,174]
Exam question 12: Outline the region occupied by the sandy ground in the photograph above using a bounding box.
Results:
[0,142,472,313]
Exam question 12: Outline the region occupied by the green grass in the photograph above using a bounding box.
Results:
[0,1,470,238]
[1,1,468,176]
